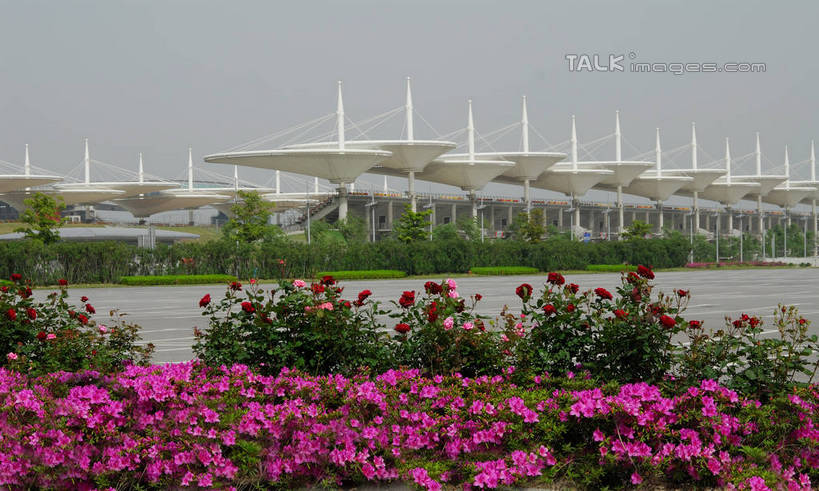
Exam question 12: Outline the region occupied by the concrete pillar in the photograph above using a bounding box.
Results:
[408,171,416,212]
[705,214,711,230]
[337,187,348,221]
[430,204,436,226]
[365,206,372,242]
[727,209,733,233]
[489,205,495,233]
[693,191,700,232]
[814,200,817,256]
[451,203,458,224]
[657,202,664,232]
[387,200,394,229]
[617,185,624,237]
[507,205,514,228]
[558,207,564,228]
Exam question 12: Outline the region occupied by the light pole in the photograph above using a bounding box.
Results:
[564,207,575,241]
[713,213,720,265]
[685,212,694,263]
[477,200,488,243]
[365,195,377,242]
[803,216,809,258]
[602,208,612,240]
[423,197,434,241]
[305,182,311,245]
[784,216,788,258]
[735,214,743,263]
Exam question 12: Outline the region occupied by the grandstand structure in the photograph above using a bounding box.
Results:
[0,78,816,255]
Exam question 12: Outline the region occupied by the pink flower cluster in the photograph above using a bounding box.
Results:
[0,365,815,489]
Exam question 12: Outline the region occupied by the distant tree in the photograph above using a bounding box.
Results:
[509,210,545,242]
[456,216,481,241]
[337,215,368,244]
[15,192,65,244]
[222,191,281,243]
[622,220,653,240]
[393,204,432,243]
[523,209,546,242]
[432,223,459,241]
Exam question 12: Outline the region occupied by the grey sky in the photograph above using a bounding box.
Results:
[1,0,817,205]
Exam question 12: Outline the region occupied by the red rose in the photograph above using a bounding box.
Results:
[543,304,556,316]
[241,301,255,313]
[566,283,579,294]
[594,288,613,301]
[229,281,242,291]
[58,279,68,286]
[799,318,807,325]
[199,294,211,308]
[454,299,465,313]
[394,323,410,334]
[659,314,676,329]
[676,289,689,297]
[614,309,628,319]
[566,303,576,313]
[733,319,743,329]
[19,288,32,299]
[424,281,442,295]
[85,304,96,314]
[546,272,565,286]
[637,265,655,280]
[6,309,15,321]
[320,275,336,286]
[398,291,415,308]
[10,274,21,282]
[0,287,6,293]
[311,283,325,295]
[474,293,482,301]
[342,300,351,309]
[26,308,36,320]
[36,331,46,341]
[427,301,438,322]
[80,296,89,303]
[77,314,88,325]
[357,290,372,302]
[749,317,760,328]
[689,320,702,329]
[626,272,641,284]
[515,283,533,300]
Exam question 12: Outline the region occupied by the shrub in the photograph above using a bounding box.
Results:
[193,276,393,375]
[120,274,237,285]
[511,267,686,384]
[0,275,153,375]
[314,269,406,280]
[677,305,819,398]
[389,278,503,377]
[585,264,637,272]
[470,266,539,275]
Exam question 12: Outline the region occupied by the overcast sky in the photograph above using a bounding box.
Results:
[1,0,817,205]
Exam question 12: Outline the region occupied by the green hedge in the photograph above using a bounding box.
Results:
[469,266,539,275]
[0,235,692,285]
[119,274,237,286]
[585,264,638,272]
[315,270,406,280]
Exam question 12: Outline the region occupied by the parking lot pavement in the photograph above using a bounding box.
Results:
[43,268,819,364]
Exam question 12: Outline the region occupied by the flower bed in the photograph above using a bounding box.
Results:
[0,364,815,489]
[685,261,789,268]
[469,266,539,275]
[119,274,238,286]
[314,269,407,280]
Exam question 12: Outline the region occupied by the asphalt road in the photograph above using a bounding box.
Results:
[42,268,819,364]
